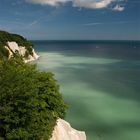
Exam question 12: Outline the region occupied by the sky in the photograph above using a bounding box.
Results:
[0,0,140,40]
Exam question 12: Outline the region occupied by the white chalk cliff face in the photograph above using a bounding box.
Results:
[50,119,86,140]
[5,41,40,63]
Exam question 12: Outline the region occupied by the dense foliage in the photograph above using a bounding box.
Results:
[0,43,9,60]
[0,58,67,140]
[0,31,33,58]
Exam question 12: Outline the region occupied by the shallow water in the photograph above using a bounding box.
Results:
[34,41,140,140]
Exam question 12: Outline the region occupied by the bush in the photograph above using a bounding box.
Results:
[0,44,9,59]
[0,58,67,140]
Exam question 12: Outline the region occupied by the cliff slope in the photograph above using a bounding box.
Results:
[0,31,39,62]
[50,119,86,140]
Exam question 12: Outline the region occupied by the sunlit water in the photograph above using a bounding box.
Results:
[33,41,140,140]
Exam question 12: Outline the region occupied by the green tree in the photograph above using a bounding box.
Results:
[0,58,67,140]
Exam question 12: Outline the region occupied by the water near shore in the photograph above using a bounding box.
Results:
[33,41,140,140]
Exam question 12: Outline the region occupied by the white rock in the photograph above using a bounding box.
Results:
[4,41,40,63]
[50,119,86,140]
[7,41,19,53]
[32,48,40,60]
[24,48,40,63]
[19,46,26,56]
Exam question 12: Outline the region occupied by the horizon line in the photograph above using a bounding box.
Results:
[30,39,140,42]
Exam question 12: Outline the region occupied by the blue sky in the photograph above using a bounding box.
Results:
[0,0,140,40]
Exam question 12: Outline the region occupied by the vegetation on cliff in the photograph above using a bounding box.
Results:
[0,57,67,140]
[0,31,67,139]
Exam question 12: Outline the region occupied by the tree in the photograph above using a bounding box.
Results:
[0,58,67,140]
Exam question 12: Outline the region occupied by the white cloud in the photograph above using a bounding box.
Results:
[73,0,115,9]
[25,0,69,6]
[83,21,131,26]
[113,4,125,11]
[26,0,125,10]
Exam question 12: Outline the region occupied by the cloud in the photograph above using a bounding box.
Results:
[112,4,125,11]
[83,21,133,26]
[73,0,115,9]
[25,0,70,6]
[25,0,126,10]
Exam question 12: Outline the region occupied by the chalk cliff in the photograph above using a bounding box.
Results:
[5,42,39,63]
[0,30,39,62]
[50,119,86,140]
[5,41,39,63]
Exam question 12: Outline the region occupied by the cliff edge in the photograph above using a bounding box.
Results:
[6,41,39,63]
[0,30,39,62]
[50,119,86,140]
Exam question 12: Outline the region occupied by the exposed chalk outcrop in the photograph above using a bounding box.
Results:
[50,119,86,140]
[24,48,40,63]
[5,41,39,63]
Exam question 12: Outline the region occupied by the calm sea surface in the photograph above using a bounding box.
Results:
[33,41,140,140]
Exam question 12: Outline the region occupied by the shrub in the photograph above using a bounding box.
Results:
[0,44,9,59]
[0,58,67,140]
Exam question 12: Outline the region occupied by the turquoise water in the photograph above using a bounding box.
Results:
[34,41,140,140]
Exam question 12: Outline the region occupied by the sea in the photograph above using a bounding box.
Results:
[33,40,140,140]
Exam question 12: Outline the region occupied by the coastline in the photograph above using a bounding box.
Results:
[24,48,40,63]
[1,40,87,140]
